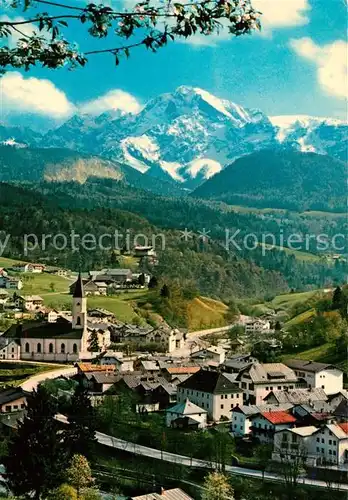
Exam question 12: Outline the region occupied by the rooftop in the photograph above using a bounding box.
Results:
[285,359,338,373]
[4,319,84,340]
[77,363,116,373]
[0,387,29,406]
[132,488,193,500]
[165,366,200,375]
[264,388,328,404]
[178,369,240,395]
[288,426,319,437]
[261,410,297,425]
[18,295,43,301]
[167,399,207,416]
[237,362,297,384]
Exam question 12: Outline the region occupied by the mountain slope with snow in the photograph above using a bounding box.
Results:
[2,87,346,188]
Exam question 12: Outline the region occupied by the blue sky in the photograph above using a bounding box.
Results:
[1,0,347,124]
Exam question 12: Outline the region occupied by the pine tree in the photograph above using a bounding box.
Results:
[4,385,67,499]
[332,286,344,310]
[66,454,94,497]
[88,331,100,352]
[138,273,146,286]
[160,283,170,298]
[64,382,97,460]
[148,276,158,289]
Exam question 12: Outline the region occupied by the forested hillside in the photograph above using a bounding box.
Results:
[192,149,346,211]
[0,183,289,301]
[1,180,346,292]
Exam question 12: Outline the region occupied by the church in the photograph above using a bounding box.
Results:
[2,274,109,362]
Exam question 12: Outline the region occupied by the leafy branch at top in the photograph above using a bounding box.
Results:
[0,0,261,70]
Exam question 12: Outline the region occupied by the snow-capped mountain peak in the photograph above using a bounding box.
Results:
[4,87,346,188]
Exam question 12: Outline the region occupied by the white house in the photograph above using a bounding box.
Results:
[166,399,207,429]
[285,360,343,395]
[0,277,23,289]
[11,263,45,273]
[0,337,20,360]
[16,295,44,312]
[231,403,293,437]
[249,410,297,443]
[244,318,272,335]
[272,426,319,467]
[177,370,242,421]
[191,346,226,364]
[273,423,348,467]
[236,362,300,405]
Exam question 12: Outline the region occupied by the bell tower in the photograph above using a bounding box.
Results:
[72,273,87,330]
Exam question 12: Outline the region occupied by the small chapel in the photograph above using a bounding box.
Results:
[2,274,107,362]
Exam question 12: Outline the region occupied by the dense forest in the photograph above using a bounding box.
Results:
[0,180,346,295]
[192,149,346,212]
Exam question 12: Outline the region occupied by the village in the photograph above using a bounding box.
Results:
[0,255,346,498]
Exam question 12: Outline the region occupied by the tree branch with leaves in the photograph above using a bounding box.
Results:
[0,0,261,70]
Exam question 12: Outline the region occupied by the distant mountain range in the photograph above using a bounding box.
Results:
[1,86,346,189]
[192,149,346,212]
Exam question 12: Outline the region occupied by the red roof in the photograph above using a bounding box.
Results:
[261,411,297,425]
[338,422,348,435]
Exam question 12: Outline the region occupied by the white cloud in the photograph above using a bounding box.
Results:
[290,37,348,98]
[1,72,141,120]
[0,16,47,47]
[80,89,142,115]
[1,72,75,118]
[253,0,310,30]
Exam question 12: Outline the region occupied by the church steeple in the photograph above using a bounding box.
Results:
[73,272,85,298]
[72,273,87,331]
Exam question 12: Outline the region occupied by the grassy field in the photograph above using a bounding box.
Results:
[284,308,315,327]
[20,273,73,295]
[187,296,229,330]
[0,256,28,268]
[0,361,64,388]
[269,290,321,311]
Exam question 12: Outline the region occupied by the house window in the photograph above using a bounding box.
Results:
[321,439,324,443]
[11,348,14,353]
[333,450,336,456]
[329,450,332,455]
[61,343,65,354]
[266,387,269,391]
[224,395,228,399]
[221,405,224,409]
[321,448,324,453]
[316,447,319,452]
[5,406,11,412]
[73,343,78,354]
[21,404,25,409]
[329,440,332,445]
[231,404,234,409]
[278,386,282,390]
[231,394,234,399]
[49,343,54,353]
[37,343,42,353]
[321,385,325,389]
[316,438,320,442]
[76,317,81,326]
[25,342,30,353]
